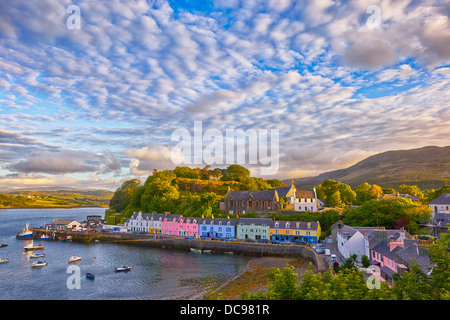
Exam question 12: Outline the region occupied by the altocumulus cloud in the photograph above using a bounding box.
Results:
[0,0,449,189]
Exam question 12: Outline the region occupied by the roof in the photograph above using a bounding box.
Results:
[296,190,315,199]
[430,193,450,205]
[271,220,319,230]
[396,243,432,274]
[199,218,238,225]
[275,186,292,198]
[371,240,403,260]
[338,225,378,239]
[54,219,78,225]
[163,214,182,221]
[226,190,277,201]
[237,218,272,226]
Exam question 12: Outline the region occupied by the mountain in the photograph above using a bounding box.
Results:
[287,146,450,190]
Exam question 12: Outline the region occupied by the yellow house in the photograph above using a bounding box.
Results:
[270,220,321,243]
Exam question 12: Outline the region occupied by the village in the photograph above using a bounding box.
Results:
[41,182,450,287]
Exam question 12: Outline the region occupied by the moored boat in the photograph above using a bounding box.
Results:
[30,253,45,258]
[0,244,7,248]
[59,235,72,242]
[115,266,131,272]
[31,261,47,267]
[190,248,202,253]
[69,256,81,263]
[24,241,44,251]
[0,258,9,264]
[40,234,51,241]
[86,273,95,280]
[16,223,33,239]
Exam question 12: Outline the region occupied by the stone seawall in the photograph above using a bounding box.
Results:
[33,229,319,266]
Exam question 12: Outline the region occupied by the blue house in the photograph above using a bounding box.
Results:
[198,218,238,239]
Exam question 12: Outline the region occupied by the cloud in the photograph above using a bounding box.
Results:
[125,145,178,175]
[9,150,123,175]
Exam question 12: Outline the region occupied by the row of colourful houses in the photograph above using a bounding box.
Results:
[124,212,321,243]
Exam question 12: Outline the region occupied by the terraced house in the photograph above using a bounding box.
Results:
[125,212,167,233]
[236,218,272,240]
[270,220,321,243]
[198,218,238,239]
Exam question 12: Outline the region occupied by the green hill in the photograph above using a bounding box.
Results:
[288,146,450,190]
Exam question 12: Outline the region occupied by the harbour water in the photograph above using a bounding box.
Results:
[0,208,250,300]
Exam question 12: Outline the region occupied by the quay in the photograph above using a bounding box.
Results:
[32,228,324,269]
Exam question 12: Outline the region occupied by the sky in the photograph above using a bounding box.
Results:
[0,0,449,191]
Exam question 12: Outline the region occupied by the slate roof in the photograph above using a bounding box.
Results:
[270,220,319,230]
[275,186,292,198]
[199,218,238,226]
[226,190,278,201]
[430,193,450,205]
[237,218,272,226]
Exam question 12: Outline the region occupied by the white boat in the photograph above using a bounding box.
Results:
[69,256,81,263]
[16,223,33,239]
[40,234,51,241]
[30,253,45,258]
[115,266,131,272]
[190,248,202,253]
[31,261,47,267]
[24,241,44,251]
[0,258,9,264]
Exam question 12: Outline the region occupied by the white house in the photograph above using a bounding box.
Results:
[429,193,450,216]
[124,212,166,233]
[294,188,319,212]
[337,224,410,263]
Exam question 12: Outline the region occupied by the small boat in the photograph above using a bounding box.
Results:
[115,266,131,272]
[40,234,51,241]
[0,244,7,248]
[202,250,212,254]
[16,223,33,239]
[24,241,44,251]
[31,261,47,267]
[69,256,81,263]
[0,258,9,264]
[30,253,45,258]
[59,235,72,242]
[86,273,95,280]
[190,248,202,253]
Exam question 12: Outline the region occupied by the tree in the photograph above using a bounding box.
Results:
[109,179,141,213]
[399,184,424,200]
[355,182,383,204]
[316,179,356,207]
[220,164,250,182]
[361,255,370,268]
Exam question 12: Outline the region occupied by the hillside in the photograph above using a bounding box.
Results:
[288,146,450,190]
[0,188,114,208]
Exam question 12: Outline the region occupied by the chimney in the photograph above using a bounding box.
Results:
[390,241,404,251]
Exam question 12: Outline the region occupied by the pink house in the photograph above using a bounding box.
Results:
[370,240,404,283]
[161,214,182,236]
[177,217,199,238]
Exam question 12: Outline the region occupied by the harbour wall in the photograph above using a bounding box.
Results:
[33,229,320,267]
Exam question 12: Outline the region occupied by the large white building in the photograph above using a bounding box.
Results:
[429,193,450,215]
[294,188,320,212]
[124,212,166,233]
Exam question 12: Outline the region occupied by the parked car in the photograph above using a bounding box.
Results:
[315,248,325,254]
[330,254,337,262]
[244,238,255,243]
[293,239,306,245]
[257,238,269,243]
[278,240,291,245]
[270,240,280,244]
